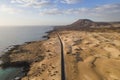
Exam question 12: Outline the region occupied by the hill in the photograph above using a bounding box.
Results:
[1,19,120,80]
[55,19,120,30]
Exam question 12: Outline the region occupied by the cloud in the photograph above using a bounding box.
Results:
[39,7,88,15]
[0,4,23,14]
[92,4,120,20]
[93,3,120,13]
[43,3,120,14]
[65,8,88,14]
[39,3,120,20]
[39,8,89,16]
[39,8,63,15]
[11,0,52,8]
[61,0,81,4]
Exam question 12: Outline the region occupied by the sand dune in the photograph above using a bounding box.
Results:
[21,30,120,80]
[1,19,120,80]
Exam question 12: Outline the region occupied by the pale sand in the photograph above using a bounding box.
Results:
[19,30,120,80]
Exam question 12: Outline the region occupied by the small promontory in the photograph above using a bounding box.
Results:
[1,19,120,80]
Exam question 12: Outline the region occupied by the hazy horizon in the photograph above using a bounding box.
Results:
[0,0,120,26]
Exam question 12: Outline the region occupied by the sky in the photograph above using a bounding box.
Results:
[0,0,120,26]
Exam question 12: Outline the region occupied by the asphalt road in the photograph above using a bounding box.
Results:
[56,32,66,80]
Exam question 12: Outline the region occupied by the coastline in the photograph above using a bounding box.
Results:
[0,28,53,80]
[0,19,120,80]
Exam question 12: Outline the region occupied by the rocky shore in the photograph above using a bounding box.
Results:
[1,19,120,80]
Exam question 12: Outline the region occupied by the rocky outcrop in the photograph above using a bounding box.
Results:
[1,19,120,80]
[21,30,120,80]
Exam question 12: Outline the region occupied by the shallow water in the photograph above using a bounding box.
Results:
[0,26,53,80]
[0,67,23,80]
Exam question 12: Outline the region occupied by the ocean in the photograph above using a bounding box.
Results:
[0,26,53,80]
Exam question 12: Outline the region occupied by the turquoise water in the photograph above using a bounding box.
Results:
[0,26,53,80]
[0,67,22,80]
